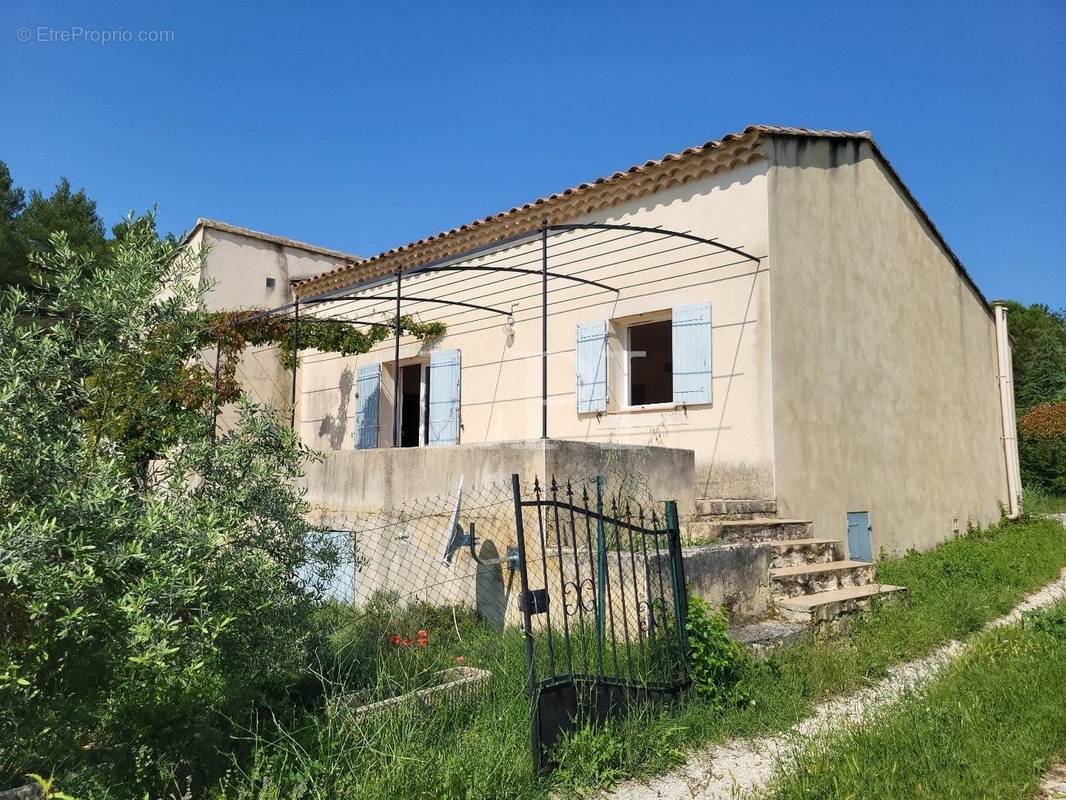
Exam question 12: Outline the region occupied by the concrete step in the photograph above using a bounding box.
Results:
[769,559,875,598]
[681,518,812,546]
[718,518,813,544]
[680,519,724,545]
[695,498,777,519]
[766,538,839,569]
[776,582,907,624]
[729,620,810,657]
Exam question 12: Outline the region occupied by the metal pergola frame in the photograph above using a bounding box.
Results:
[212,222,761,445]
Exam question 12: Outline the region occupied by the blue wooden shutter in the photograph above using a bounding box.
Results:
[428,350,461,446]
[354,363,381,449]
[576,320,608,413]
[672,303,712,405]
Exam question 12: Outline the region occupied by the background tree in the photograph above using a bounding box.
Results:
[0,160,108,292]
[1005,300,1066,495]
[0,163,27,290]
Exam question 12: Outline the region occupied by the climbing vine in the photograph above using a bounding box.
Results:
[201,310,446,403]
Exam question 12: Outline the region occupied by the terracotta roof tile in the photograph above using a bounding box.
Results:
[296,125,791,296]
[287,124,985,312]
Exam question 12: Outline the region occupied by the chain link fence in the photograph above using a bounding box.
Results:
[304,473,687,766]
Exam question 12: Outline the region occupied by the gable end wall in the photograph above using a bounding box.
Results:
[765,136,1008,555]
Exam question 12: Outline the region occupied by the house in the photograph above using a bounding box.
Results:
[196,125,1023,566]
[184,218,360,426]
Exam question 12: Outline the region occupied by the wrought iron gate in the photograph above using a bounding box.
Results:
[510,474,690,772]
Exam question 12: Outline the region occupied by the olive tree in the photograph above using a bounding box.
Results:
[0,217,338,793]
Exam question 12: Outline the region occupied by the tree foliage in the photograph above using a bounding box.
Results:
[1006,301,1066,412]
[0,163,27,290]
[0,218,340,793]
[1006,301,1066,494]
[0,161,107,292]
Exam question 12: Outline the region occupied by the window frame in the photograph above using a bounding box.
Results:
[621,310,677,411]
[390,355,433,447]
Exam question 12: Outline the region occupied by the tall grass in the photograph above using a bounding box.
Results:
[764,600,1066,799]
[1024,484,1066,515]
[216,603,538,800]
[209,517,1066,800]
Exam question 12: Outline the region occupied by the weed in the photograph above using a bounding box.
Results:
[1023,603,1066,639]
[1024,484,1066,515]
[684,596,752,709]
[26,517,1064,799]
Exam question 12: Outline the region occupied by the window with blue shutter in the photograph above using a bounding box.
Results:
[427,350,461,446]
[354,363,381,449]
[576,320,608,413]
[672,303,712,405]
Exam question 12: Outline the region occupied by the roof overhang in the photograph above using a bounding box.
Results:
[191,124,987,316]
[294,125,775,298]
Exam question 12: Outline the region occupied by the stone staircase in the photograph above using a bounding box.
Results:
[685,502,905,636]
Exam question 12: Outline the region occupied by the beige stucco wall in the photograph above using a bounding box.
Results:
[302,439,695,519]
[305,441,688,629]
[298,160,775,500]
[764,136,1008,555]
[198,228,348,427]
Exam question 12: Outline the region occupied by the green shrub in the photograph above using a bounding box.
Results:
[683,595,752,710]
[1019,430,1066,496]
[0,220,339,795]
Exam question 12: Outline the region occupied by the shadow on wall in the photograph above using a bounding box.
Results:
[614,161,772,501]
[318,366,354,450]
[474,539,510,631]
[698,250,766,499]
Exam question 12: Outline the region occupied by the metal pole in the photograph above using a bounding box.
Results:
[290,300,299,430]
[393,271,402,447]
[596,474,607,640]
[511,473,542,772]
[665,500,689,674]
[210,334,221,442]
[541,223,548,439]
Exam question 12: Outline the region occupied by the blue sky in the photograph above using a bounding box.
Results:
[2,0,1063,306]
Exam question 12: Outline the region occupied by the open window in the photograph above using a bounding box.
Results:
[627,319,673,406]
[356,350,461,449]
[398,361,431,447]
[576,303,712,413]
[394,349,462,447]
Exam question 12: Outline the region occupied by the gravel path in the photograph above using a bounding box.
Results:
[599,566,1066,800]
[1038,763,1066,800]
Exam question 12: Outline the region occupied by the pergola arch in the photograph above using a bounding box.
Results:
[213,223,761,442]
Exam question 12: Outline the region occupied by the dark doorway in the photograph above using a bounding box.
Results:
[400,363,422,447]
[628,319,672,405]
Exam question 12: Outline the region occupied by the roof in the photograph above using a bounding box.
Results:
[295,124,771,297]
[283,124,987,313]
[186,218,362,262]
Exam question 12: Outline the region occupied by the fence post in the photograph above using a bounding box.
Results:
[511,473,543,772]
[665,499,689,673]
[595,475,607,642]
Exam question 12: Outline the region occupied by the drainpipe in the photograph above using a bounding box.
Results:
[992,301,1022,519]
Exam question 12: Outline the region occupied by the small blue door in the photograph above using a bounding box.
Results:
[847,511,873,562]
